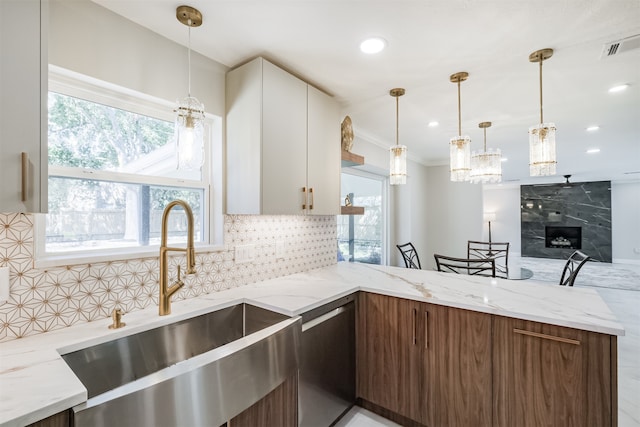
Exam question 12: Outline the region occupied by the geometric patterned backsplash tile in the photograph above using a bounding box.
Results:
[0,213,337,342]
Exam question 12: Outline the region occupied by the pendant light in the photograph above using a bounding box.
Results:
[528,48,556,177]
[175,6,205,171]
[389,88,407,185]
[470,122,502,184]
[449,72,471,182]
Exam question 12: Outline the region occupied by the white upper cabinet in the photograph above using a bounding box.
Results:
[226,57,340,215]
[0,0,48,213]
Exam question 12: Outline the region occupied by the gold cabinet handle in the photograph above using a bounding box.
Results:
[513,328,581,346]
[309,187,314,210]
[424,310,429,349]
[412,308,417,345]
[21,152,28,202]
[302,187,307,210]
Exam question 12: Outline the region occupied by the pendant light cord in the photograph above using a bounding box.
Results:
[457,80,462,136]
[187,22,192,97]
[395,95,399,146]
[483,127,487,151]
[539,56,543,124]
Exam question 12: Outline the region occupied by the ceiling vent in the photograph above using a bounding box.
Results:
[601,34,640,58]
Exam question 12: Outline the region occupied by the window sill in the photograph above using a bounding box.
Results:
[34,243,226,269]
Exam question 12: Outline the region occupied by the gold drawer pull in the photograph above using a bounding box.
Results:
[513,328,581,346]
[21,152,28,202]
[302,187,307,210]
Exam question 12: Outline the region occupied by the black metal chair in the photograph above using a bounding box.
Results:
[559,250,591,286]
[467,240,510,276]
[434,254,496,277]
[396,242,421,269]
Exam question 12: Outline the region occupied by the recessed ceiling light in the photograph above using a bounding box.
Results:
[608,84,629,93]
[586,125,600,132]
[586,148,601,154]
[500,158,508,162]
[360,37,386,54]
[428,121,439,127]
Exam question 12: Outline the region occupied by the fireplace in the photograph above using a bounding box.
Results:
[545,226,581,249]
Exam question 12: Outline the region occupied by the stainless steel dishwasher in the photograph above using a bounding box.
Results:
[299,293,356,427]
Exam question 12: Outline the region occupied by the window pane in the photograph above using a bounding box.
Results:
[46,177,203,252]
[338,173,384,264]
[48,92,201,181]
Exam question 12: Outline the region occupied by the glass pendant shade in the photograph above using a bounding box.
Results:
[175,96,205,170]
[449,136,471,182]
[390,145,407,185]
[470,148,502,183]
[529,122,556,176]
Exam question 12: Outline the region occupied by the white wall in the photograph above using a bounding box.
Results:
[424,165,483,269]
[611,181,640,263]
[483,186,522,255]
[49,0,227,117]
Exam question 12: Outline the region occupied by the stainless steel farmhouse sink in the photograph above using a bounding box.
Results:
[62,304,300,427]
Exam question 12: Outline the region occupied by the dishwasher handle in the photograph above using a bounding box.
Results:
[302,306,349,332]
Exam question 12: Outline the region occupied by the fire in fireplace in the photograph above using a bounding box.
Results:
[545,226,582,249]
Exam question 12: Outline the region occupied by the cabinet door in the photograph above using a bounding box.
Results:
[307,85,340,215]
[261,60,307,215]
[492,316,615,427]
[356,293,423,422]
[423,304,492,427]
[0,0,47,213]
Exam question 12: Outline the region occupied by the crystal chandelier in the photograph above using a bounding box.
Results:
[470,122,502,184]
[389,88,407,185]
[175,6,205,171]
[529,48,556,177]
[449,72,471,182]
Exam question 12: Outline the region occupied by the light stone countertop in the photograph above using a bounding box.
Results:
[0,262,625,427]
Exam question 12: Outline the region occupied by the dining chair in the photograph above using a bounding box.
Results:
[396,242,421,269]
[559,250,591,286]
[467,240,509,275]
[433,254,496,277]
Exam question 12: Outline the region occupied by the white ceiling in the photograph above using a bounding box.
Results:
[93,0,640,185]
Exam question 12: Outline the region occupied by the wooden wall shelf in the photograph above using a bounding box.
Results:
[341,150,364,167]
[341,206,365,215]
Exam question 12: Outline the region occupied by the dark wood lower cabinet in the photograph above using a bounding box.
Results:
[357,292,617,427]
[229,373,298,427]
[356,292,492,427]
[492,316,616,427]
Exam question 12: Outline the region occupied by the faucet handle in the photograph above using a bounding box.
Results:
[109,308,126,329]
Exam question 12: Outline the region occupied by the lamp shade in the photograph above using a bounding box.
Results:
[483,211,496,222]
[470,147,502,183]
[450,136,471,182]
[390,145,407,185]
[529,122,556,176]
[175,95,205,170]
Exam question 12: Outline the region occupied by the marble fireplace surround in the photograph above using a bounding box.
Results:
[521,181,612,262]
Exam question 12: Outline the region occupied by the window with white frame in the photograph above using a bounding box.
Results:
[41,68,220,257]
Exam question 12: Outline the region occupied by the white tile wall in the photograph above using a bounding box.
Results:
[0,213,337,342]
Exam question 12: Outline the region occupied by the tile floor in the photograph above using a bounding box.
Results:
[336,258,640,427]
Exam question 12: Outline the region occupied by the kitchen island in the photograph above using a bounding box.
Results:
[0,262,624,426]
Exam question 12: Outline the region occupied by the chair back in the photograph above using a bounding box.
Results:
[434,254,496,277]
[396,242,421,269]
[559,250,591,286]
[468,241,509,275]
